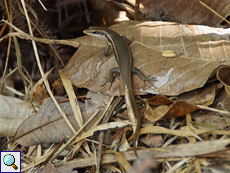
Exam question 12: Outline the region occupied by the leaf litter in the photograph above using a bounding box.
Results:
[2,4,230,172]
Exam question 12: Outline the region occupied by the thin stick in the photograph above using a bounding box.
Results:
[0,20,8,37]
[20,0,77,133]
[199,1,230,25]
[134,0,140,21]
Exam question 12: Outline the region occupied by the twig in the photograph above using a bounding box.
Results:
[199,1,230,25]
[134,0,140,21]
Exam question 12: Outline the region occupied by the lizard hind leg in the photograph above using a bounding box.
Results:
[121,36,134,45]
[100,68,120,90]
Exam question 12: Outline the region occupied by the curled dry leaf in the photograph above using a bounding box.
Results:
[63,21,229,96]
[0,75,15,97]
[14,97,93,146]
[179,83,216,106]
[119,132,130,152]
[164,100,200,118]
[144,83,215,119]
[144,94,173,106]
[0,95,34,137]
[103,150,132,171]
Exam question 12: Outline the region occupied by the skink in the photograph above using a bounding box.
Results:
[84,27,153,157]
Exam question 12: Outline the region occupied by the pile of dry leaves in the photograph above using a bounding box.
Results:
[1,0,230,173]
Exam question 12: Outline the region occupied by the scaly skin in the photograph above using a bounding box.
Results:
[84,27,152,157]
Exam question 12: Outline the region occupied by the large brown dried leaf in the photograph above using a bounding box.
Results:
[179,83,216,106]
[0,95,34,137]
[127,0,230,27]
[14,97,92,146]
[63,21,230,96]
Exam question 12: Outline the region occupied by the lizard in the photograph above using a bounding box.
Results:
[83,27,155,157]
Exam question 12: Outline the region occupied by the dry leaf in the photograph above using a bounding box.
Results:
[127,0,230,27]
[63,21,229,96]
[14,97,92,146]
[85,91,111,115]
[119,132,130,152]
[144,94,173,106]
[103,150,132,171]
[144,84,217,119]
[164,100,200,118]
[0,75,14,97]
[60,70,83,128]
[139,125,230,137]
[0,95,34,137]
[179,83,216,106]
[194,114,230,130]
[52,79,65,95]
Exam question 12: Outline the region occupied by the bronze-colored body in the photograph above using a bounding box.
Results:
[84,27,151,157]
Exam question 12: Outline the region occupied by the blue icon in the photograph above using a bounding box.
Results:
[3,154,18,170]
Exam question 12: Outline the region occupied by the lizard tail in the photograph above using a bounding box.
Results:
[133,117,141,158]
[124,86,141,158]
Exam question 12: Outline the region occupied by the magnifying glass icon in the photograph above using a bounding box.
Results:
[3,154,18,170]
